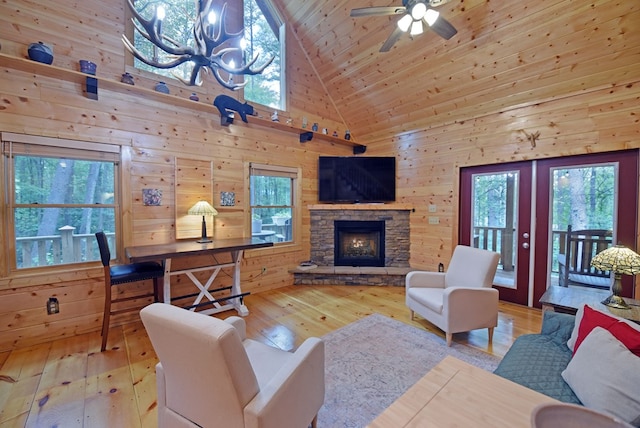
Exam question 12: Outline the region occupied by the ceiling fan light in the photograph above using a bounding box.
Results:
[397,14,413,32]
[410,20,424,36]
[410,2,427,20]
[424,9,440,26]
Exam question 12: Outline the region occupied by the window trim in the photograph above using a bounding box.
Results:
[1,133,122,273]
[247,161,301,248]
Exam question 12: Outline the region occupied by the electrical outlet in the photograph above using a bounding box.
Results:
[262,266,267,273]
[47,297,60,315]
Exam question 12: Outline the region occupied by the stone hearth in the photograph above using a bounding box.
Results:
[292,204,414,285]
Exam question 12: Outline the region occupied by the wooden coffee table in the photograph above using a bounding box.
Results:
[539,285,640,323]
[367,356,557,428]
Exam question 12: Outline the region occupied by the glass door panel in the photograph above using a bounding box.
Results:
[549,164,616,288]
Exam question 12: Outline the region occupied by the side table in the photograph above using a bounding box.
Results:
[539,285,640,323]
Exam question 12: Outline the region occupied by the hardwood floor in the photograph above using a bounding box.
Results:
[0,285,542,427]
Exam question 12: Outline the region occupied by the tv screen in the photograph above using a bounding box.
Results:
[318,156,396,203]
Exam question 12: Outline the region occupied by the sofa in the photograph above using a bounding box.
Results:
[494,305,640,427]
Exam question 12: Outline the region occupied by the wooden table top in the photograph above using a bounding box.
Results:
[539,285,640,322]
[125,237,273,263]
[367,356,557,428]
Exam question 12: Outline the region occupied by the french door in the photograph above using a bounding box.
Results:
[460,150,638,307]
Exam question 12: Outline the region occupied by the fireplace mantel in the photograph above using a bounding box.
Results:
[308,203,413,211]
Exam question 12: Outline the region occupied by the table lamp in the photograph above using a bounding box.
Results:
[590,245,640,309]
[188,201,218,243]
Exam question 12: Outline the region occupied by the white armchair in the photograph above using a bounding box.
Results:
[140,303,325,428]
[406,245,500,346]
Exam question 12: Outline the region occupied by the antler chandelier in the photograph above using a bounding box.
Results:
[122,0,274,91]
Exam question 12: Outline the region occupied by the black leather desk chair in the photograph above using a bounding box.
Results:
[95,231,164,351]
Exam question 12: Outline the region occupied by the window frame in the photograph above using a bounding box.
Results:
[248,162,300,246]
[1,132,122,273]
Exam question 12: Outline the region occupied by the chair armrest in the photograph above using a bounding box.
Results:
[406,271,446,289]
[557,253,566,266]
[244,338,325,428]
[224,316,247,341]
[444,287,499,331]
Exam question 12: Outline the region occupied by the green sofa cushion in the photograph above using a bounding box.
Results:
[494,311,581,404]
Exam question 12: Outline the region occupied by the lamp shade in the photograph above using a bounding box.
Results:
[188,201,218,216]
[591,245,640,275]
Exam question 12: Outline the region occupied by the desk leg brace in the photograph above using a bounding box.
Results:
[232,250,249,316]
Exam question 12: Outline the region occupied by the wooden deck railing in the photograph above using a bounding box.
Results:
[16,227,114,268]
[474,226,566,273]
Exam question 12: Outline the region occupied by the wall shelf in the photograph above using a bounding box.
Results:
[0,53,365,152]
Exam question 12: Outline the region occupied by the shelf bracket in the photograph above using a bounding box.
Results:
[300,131,313,143]
[353,144,367,155]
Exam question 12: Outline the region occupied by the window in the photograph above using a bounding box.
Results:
[2,134,120,270]
[243,0,285,109]
[130,0,285,109]
[250,163,298,244]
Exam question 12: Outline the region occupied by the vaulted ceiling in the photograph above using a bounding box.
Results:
[272,0,639,144]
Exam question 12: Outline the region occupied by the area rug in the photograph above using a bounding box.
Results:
[318,313,502,428]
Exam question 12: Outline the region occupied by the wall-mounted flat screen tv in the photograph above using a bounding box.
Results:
[318,156,396,203]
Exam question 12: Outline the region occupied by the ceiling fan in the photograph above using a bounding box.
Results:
[350,0,457,52]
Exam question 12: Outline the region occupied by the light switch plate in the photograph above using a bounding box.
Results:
[428,216,439,224]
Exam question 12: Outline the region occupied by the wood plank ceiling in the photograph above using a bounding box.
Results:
[273,0,640,145]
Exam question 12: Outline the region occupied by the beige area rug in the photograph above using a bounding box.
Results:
[318,313,502,428]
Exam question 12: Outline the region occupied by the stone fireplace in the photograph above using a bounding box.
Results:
[293,205,413,285]
[334,220,385,267]
[308,204,411,268]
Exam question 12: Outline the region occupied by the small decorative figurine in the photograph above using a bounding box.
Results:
[189,92,199,101]
[286,118,293,126]
[271,111,279,122]
[344,130,351,140]
[322,128,328,135]
[332,131,339,137]
[302,117,308,129]
[121,72,135,85]
[312,123,319,132]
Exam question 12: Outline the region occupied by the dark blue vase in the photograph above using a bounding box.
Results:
[28,42,53,65]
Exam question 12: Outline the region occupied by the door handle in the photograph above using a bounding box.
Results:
[522,232,530,239]
[522,242,530,249]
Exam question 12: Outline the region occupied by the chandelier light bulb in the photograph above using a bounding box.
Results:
[207,10,217,25]
[424,9,440,26]
[156,5,165,21]
[397,14,413,32]
[411,2,427,20]
[410,20,424,35]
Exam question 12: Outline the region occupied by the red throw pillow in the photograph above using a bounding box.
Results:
[573,305,640,357]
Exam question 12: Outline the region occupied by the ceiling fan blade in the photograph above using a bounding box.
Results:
[379,27,404,52]
[350,6,406,18]
[429,15,457,40]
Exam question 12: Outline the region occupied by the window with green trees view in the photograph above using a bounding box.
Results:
[250,163,297,244]
[132,0,284,109]
[4,138,119,269]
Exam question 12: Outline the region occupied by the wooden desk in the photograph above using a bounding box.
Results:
[126,238,272,316]
[367,356,557,428]
[540,285,640,323]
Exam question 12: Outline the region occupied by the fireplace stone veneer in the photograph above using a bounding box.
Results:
[293,205,412,285]
[309,206,410,268]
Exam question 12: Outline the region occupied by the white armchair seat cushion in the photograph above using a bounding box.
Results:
[243,338,294,387]
[407,288,444,314]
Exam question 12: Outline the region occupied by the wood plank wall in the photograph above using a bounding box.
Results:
[369,82,640,271]
[0,0,351,351]
[0,0,638,351]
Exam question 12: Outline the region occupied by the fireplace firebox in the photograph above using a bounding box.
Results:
[334,220,385,267]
